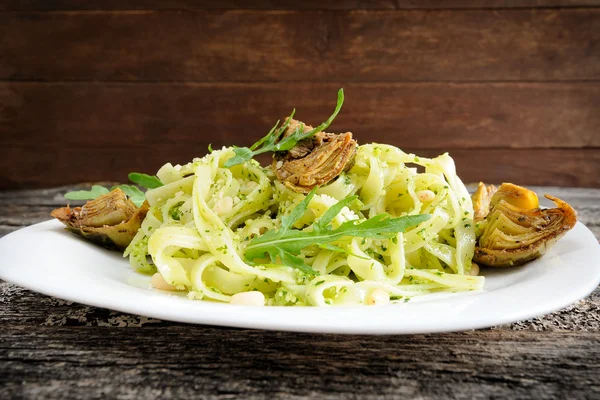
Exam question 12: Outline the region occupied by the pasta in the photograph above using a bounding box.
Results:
[124,144,484,306]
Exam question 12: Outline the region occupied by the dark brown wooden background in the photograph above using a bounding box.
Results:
[1,1,599,190]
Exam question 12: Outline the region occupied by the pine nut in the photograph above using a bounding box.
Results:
[246,181,259,190]
[365,288,390,306]
[470,262,480,276]
[229,291,265,306]
[214,196,233,215]
[152,273,177,291]
[416,190,436,202]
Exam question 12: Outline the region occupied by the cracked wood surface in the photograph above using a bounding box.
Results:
[0,185,599,399]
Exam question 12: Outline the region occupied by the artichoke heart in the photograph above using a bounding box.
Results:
[51,188,148,250]
[472,183,577,268]
[273,118,357,193]
[472,182,498,222]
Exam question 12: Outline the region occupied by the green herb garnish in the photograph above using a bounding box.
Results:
[63,173,164,207]
[244,188,430,275]
[115,185,146,207]
[224,89,345,168]
[128,173,163,189]
[63,185,110,201]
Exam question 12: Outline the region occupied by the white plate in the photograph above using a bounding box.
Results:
[1,220,599,334]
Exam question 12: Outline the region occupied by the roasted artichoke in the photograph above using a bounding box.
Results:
[273,119,357,193]
[472,183,577,268]
[51,188,148,250]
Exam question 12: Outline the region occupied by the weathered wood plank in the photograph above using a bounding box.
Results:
[0,204,58,226]
[4,80,599,188]
[1,9,600,81]
[0,327,598,399]
[3,146,599,190]
[0,182,118,206]
[2,82,599,150]
[3,0,600,11]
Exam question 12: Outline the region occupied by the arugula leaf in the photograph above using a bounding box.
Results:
[226,147,255,168]
[64,185,110,201]
[313,195,357,231]
[113,184,146,207]
[273,247,316,276]
[127,172,163,189]
[317,243,370,260]
[244,193,430,275]
[249,117,287,151]
[318,243,347,253]
[64,172,160,206]
[224,89,345,168]
[281,188,317,233]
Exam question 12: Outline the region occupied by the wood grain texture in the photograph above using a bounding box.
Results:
[2,82,599,150]
[1,327,599,399]
[3,0,600,11]
[2,9,600,82]
[2,82,599,189]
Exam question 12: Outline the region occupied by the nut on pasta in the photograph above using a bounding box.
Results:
[51,188,149,250]
[472,183,577,268]
[273,119,357,193]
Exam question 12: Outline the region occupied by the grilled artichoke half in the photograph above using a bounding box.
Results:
[472,182,577,268]
[273,119,357,193]
[51,188,148,250]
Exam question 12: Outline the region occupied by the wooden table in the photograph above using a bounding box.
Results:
[1,185,599,399]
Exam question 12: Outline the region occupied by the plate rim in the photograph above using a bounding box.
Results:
[1,219,599,334]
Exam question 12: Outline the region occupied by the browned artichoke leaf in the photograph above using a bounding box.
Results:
[51,188,148,250]
[472,182,498,222]
[473,183,577,268]
[272,119,357,193]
